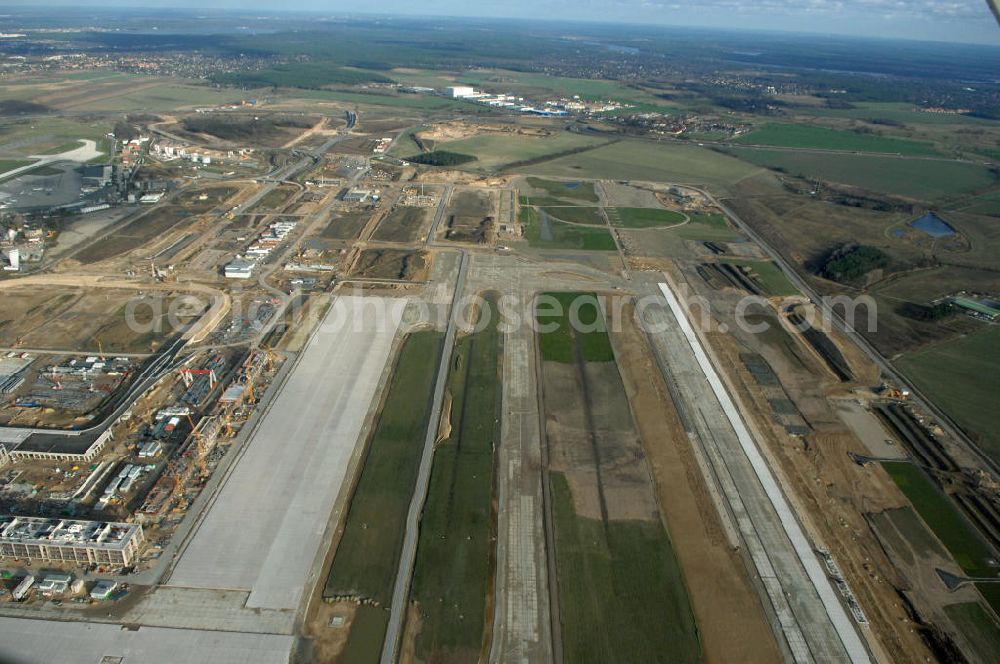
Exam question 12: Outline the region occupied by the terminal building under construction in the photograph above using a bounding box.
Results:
[0,516,145,567]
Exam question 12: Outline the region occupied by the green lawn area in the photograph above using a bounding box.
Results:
[549,474,701,664]
[339,606,390,664]
[0,116,110,159]
[82,82,253,112]
[736,123,940,156]
[436,131,604,170]
[324,331,444,605]
[896,326,1000,465]
[881,461,997,577]
[410,295,501,662]
[721,259,799,296]
[954,190,1000,217]
[525,140,760,191]
[387,127,425,157]
[525,176,599,203]
[943,602,1000,662]
[723,147,997,202]
[0,159,35,177]
[671,212,742,242]
[521,207,617,252]
[609,207,686,228]
[536,292,615,364]
[540,206,606,226]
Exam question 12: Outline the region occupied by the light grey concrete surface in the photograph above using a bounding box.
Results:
[0,616,294,664]
[168,295,406,612]
[833,399,907,460]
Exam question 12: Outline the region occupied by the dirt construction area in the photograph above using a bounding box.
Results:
[416,121,555,145]
[0,286,194,352]
[443,189,496,244]
[350,249,431,281]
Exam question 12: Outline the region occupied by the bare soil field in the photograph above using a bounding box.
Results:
[416,121,554,145]
[322,212,371,241]
[351,249,430,281]
[372,207,431,243]
[0,286,188,352]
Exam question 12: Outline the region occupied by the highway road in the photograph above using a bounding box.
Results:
[380,250,469,664]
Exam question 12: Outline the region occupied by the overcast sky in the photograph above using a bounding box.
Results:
[18,1,1000,45]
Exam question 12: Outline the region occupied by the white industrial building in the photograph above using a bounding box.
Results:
[4,247,19,272]
[0,516,145,567]
[224,258,256,279]
[447,86,477,98]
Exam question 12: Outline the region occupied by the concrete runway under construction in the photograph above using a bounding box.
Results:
[168,295,406,611]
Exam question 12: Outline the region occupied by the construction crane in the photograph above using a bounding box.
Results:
[167,461,188,512]
[260,344,280,372]
[96,338,106,361]
[185,413,208,478]
[179,367,217,389]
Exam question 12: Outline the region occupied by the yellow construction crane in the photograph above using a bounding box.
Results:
[185,413,208,477]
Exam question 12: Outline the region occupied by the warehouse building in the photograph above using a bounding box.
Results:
[224,258,256,279]
[0,516,145,567]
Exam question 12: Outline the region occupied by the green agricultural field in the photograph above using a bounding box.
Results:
[540,206,606,226]
[736,123,940,156]
[536,292,615,363]
[324,331,444,607]
[721,259,799,296]
[524,176,599,203]
[802,102,996,126]
[436,131,604,171]
[723,147,997,202]
[881,462,997,577]
[550,473,699,664]
[410,295,501,662]
[521,207,617,252]
[897,326,1000,464]
[526,140,760,191]
[609,207,686,228]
